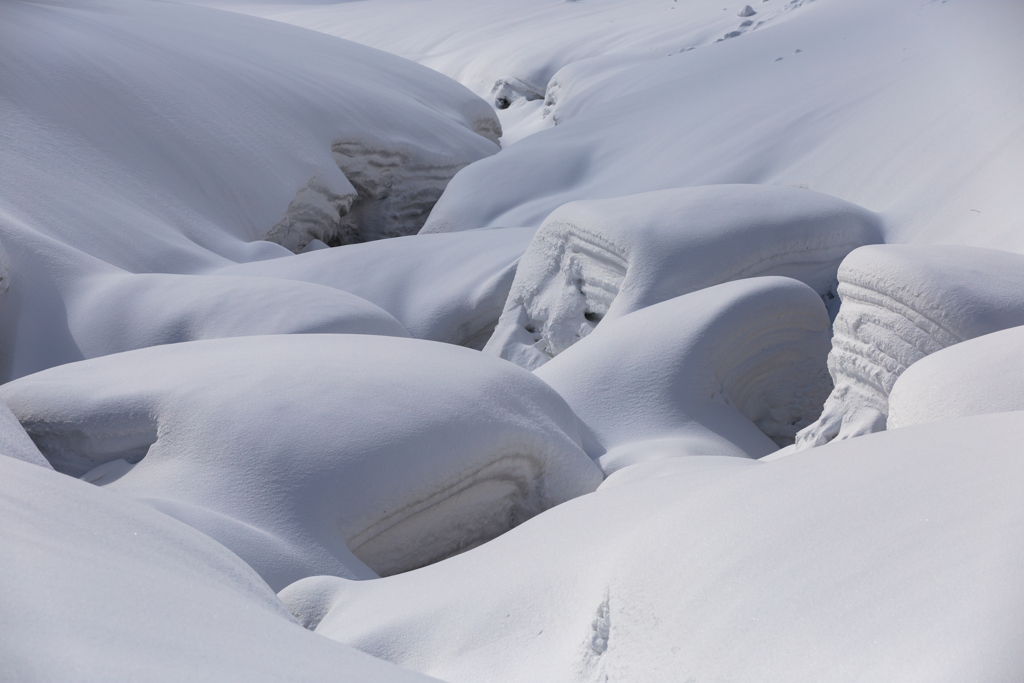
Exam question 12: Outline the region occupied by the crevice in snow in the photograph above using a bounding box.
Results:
[23,414,158,478]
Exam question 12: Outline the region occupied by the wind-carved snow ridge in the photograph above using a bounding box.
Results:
[795,245,1024,450]
[485,185,882,370]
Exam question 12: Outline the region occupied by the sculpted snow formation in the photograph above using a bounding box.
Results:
[281,411,1024,683]
[533,277,833,473]
[796,245,1024,449]
[888,326,1024,430]
[484,185,881,370]
[0,335,601,590]
[0,456,436,682]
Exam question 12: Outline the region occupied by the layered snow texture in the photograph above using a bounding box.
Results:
[484,185,881,369]
[282,411,1024,683]
[796,245,1024,449]
[218,228,533,348]
[0,335,602,590]
[0,0,508,381]
[533,277,832,472]
[0,400,50,469]
[0,455,438,682]
[888,326,1024,430]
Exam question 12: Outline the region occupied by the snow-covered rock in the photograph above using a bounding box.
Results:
[796,245,1024,449]
[283,410,1024,683]
[218,228,533,348]
[484,185,880,368]
[533,276,832,472]
[888,326,1024,430]
[0,456,437,682]
[1,334,601,590]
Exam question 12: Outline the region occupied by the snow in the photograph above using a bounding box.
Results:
[4,0,1024,677]
[797,244,1024,449]
[888,326,1024,430]
[532,276,832,471]
[283,411,1024,682]
[0,455,439,682]
[0,334,601,590]
[485,185,880,368]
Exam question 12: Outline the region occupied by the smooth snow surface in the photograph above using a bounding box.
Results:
[0,335,601,589]
[0,456,438,682]
[218,228,533,348]
[888,326,1024,430]
[796,244,1024,449]
[533,277,832,470]
[486,185,880,368]
[284,411,1024,683]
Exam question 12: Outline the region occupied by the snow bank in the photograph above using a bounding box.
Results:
[533,277,832,470]
[218,228,533,348]
[484,185,880,368]
[282,411,1024,682]
[415,0,1023,251]
[1,335,601,589]
[888,326,1024,430]
[0,456,436,682]
[797,245,1024,449]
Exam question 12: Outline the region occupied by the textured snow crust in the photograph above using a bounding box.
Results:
[796,245,1024,449]
[533,277,832,473]
[0,455,439,682]
[888,326,1024,430]
[283,411,1024,683]
[0,335,601,590]
[485,185,880,368]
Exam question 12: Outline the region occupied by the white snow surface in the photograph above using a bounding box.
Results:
[0,334,601,590]
[283,411,1024,683]
[485,185,880,368]
[0,400,50,469]
[796,244,1024,449]
[533,277,833,471]
[218,228,533,348]
[888,326,1024,430]
[0,0,502,380]
[0,455,439,682]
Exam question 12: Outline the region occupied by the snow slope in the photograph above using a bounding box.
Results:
[1,335,601,590]
[0,0,502,380]
[284,411,1024,683]
[0,455,438,682]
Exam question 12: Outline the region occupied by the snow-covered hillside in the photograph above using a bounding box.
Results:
[2,0,1022,680]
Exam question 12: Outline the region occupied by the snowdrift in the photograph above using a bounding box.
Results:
[888,326,1024,430]
[283,411,1024,683]
[0,455,437,682]
[797,244,1024,449]
[485,185,880,368]
[533,277,832,471]
[0,335,602,590]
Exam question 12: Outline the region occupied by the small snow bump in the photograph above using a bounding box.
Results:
[739,5,757,16]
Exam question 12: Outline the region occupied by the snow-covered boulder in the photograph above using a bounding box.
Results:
[533,276,832,472]
[796,245,1024,449]
[484,185,880,369]
[0,456,436,682]
[218,228,534,348]
[1,335,601,589]
[282,410,1024,683]
[888,326,1024,430]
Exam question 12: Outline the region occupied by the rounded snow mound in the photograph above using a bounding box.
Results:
[484,185,881,370]
[1,334,602,589]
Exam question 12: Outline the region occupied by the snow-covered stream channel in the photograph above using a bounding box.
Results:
[2,0,1023,680]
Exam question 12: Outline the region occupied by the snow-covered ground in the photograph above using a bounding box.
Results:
[2,0,1023,679]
